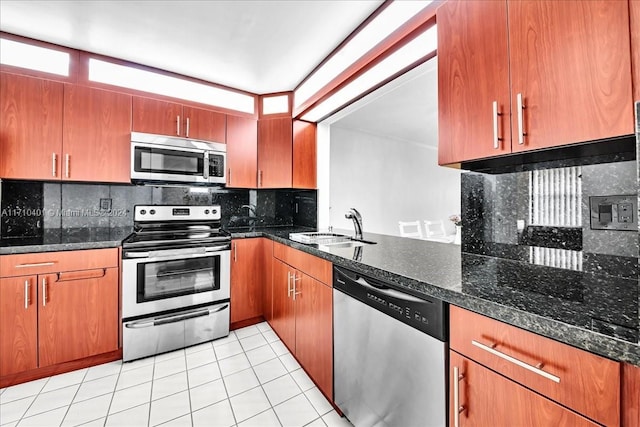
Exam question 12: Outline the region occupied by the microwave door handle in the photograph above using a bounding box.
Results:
[203,151,209,179]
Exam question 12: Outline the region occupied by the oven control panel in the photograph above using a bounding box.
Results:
[134,205,221,221]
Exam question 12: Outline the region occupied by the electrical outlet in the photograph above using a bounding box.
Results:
[589,195,637,231]
[100,198,112,211]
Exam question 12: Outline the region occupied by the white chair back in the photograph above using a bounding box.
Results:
[398,221,423,239]
[424,220,446,238]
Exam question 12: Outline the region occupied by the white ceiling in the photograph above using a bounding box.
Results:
[330,58,438,147]
[0,0,383,94]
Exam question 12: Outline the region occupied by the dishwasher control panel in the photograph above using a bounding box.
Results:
[334,266,447,341]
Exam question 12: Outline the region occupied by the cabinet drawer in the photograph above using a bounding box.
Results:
[0,248,119,277]
[273,242,331,285]
[450,306,620,427]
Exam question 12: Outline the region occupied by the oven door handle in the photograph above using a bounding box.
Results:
[125,304,229,329]
[124,248,229,261]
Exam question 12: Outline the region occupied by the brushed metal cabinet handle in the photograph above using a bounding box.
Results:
[471,340,560,383]
[42,277,47,307]
[492,101,503,149]
[233,242,237,262]
[517,93,526,145]
[287,271,292,298]
[24,279,30,309]
[52,153,57,177]
[228,168,231,185]
[177,115,181,136]
[453,366,466,427]
[65,154,70,178]
[186,117,190,138]
[258,170,263,187]
[293,272,301,300]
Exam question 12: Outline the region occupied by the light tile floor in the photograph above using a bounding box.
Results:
[0,322,353,427]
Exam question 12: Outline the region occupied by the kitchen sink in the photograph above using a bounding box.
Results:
[289,232,376,247]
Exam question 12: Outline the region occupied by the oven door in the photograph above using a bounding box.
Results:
[122,245,230,319]
[131,142,209,183]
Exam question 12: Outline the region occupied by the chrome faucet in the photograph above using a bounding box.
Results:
[345,208,363,240]
[241,204,256,217]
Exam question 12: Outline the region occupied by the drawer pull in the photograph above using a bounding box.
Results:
[15,262,56,268]
[56,268,107,282]
[471,340,560,383]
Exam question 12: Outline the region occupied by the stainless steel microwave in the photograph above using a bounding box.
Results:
[131,132,226,185]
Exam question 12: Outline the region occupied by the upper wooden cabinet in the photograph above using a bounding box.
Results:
[63,85,132,183]
[631,0,640,101]
[0,73,64,180]
[292,120,317,189]
[226,115,258,188]
[438,0,635,165]
[258,117,292,188]
[132,96,226,143]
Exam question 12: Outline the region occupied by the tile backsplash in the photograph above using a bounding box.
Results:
[1,181,317,240]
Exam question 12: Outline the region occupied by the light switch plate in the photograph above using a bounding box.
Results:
[589,195,637,231]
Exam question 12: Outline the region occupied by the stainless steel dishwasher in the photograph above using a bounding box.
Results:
[333,266,447,427]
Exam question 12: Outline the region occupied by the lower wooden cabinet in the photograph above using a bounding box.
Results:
[230,238,267,325]
[450,351,598,427]
[450,306,620,426]
[0,276,38,376]
[0,249,119,380]
[622,363,640,427]
[271,244,333,399]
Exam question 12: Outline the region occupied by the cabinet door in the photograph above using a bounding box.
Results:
[63,85,132,183]
[0,276,37,376]
[132,96,183,137]
[437,0,511,164]
[294,273,333,399]
[631,0,640,102]
[230,239,264,324]
[0,73,63,180]
[450,351,598,427]
[38,269,119,367]
[226,115,258,188]
[271,259,295,351]
[292,120,317,189]
[258,117,292,188]
[508,0,633,152]
[262,239,274,322]
[622,363,640,427]
[183,106,226,142]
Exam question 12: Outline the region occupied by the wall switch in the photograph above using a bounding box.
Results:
[590,195,637,231]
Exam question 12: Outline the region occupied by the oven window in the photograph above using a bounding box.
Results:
[137,256,220,303]
[134,147,204,176]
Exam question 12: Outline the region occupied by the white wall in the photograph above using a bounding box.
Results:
[327,126,461,236]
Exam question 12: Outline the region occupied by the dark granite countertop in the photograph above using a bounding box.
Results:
[0,227,133,254]
[230,227,640,366]
[2,224,638,366]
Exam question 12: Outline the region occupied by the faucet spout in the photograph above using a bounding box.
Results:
[345,208,363,240]
[241,204,256,216]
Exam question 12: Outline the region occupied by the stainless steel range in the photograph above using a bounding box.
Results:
[121,205,231,362]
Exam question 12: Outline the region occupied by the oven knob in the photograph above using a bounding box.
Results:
[205,209,210,214]
[140,209,147,215]
[150,209,156,215]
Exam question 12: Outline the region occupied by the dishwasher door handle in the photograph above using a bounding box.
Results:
[335,269,425,303]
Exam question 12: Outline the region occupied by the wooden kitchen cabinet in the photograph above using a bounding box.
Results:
[226,115,258,188]
[38,268,119,367]
[62,85,132,182]
[271,242,333,399]
[622,363,640,427]
[449,351,598,427]
[0,248,120,384]
[0,276,38,376]
[257,117,292,188]
[450,306,620,427]
[0,72,63,180]
[438,0,634,165]
[230,238,265,325]
[133,96,226,142]
[631,0,640,102]
[292,120,317,189]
